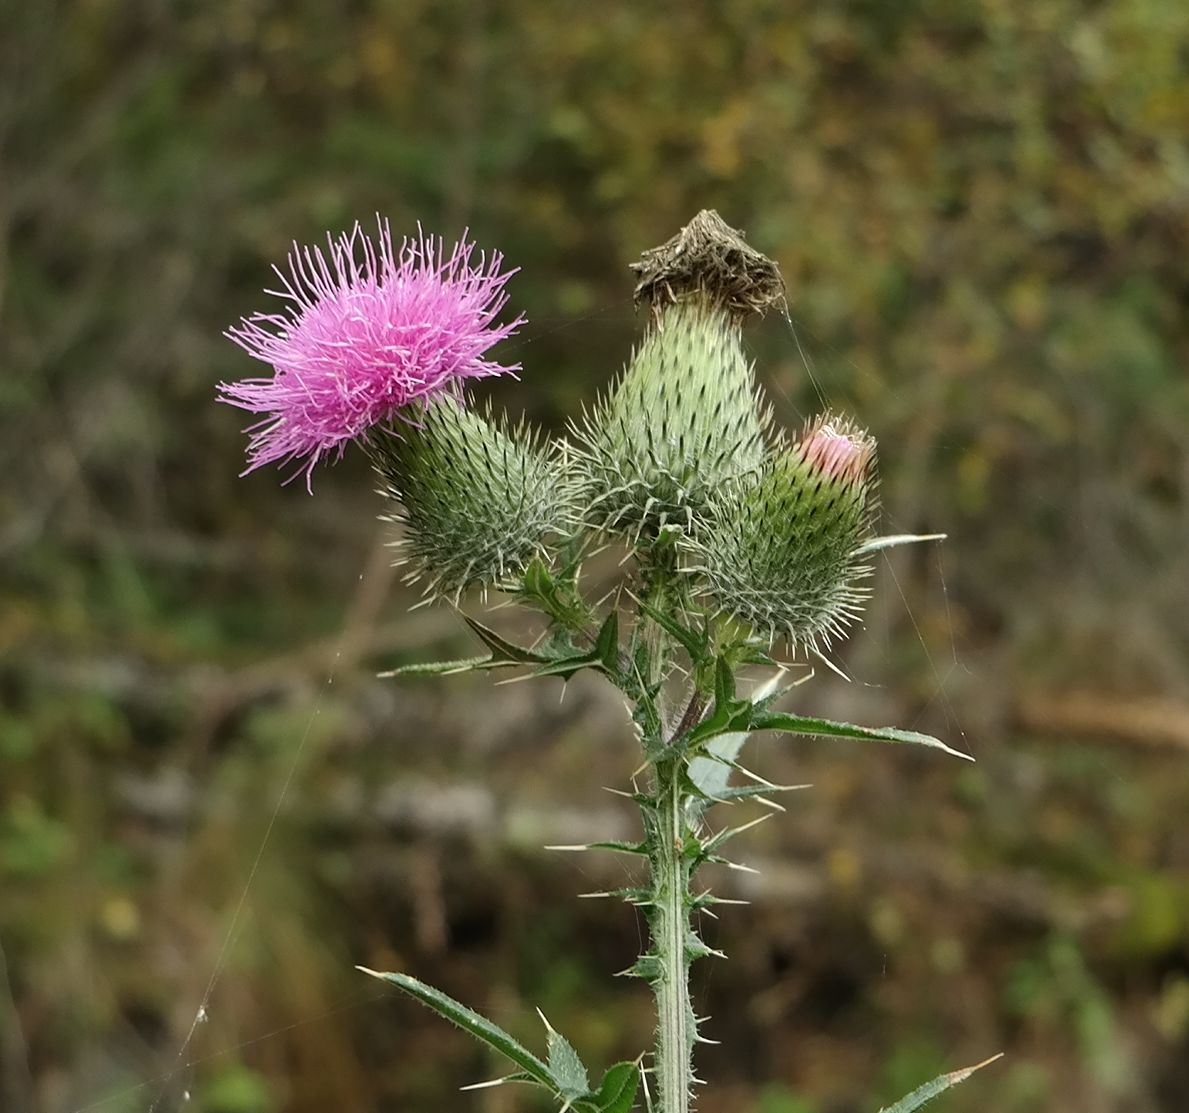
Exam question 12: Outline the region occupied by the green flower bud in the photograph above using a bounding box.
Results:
[371,396,576,598]
[685,415,878,652]
[573,298,770,539]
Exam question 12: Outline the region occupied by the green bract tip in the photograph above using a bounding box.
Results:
[685,415,878,652]
[572,299,770,540]
[372,397,577,599]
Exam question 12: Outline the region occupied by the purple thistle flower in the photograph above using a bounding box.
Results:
[219,218,524,488]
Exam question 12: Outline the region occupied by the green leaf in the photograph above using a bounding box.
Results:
[700,813,773,855]
[684,697,755,748]
[539,1010,590,1097]
[687,729,748,803]
[856,532,946,557]
[751,712,974,761]
[586,1061,641,1113]
[531,648,600,681]
[620,954,661,982]
[638,602,709,662]
[713,655,736,709]
[686,671,789,808]
[585,840,648,856]
[378,655,514,677]
[521,556,555,597]
[516,613,624,683]
[727,643,779,667]
[595,610,622,676]
[878,1053,1002,1113]
[631,684,665,757]
[358,969,554,1090]
[703,782,805,804]
[518,557,591,630]
[463,615,552,665]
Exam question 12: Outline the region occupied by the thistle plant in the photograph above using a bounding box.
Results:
[221,210,998,1112]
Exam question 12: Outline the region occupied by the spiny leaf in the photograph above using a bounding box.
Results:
[751,712,974,761]
[518,556,592,630]
[702,782,805,805]
[584,840,648,856]
[632,687,665,757]
[378,655,515,678]
[459,1070,538,1092]
[878,1053,1003,1113]
[620,955,662,982]
[683,697,755,748]
[595,609,622,676]
[539,1010,590,1097]
[721,641,780,668]
[684,933,725,962]
[358,969,554,1090]
[524,613,624,682]
[463,615,553,665]
[686,671,788,807]
[687,731,746,804]
[713,655,736,709]
[531,650,601,680]
[700,813,772,855]
[585,1061,641,1113]
[639,601,709,662]
[855,532,946,556]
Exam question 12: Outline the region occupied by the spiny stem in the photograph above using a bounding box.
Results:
[630,560,698,1112]
[651,759,694,1113]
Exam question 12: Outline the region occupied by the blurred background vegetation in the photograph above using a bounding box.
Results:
[2,1,1188,1111]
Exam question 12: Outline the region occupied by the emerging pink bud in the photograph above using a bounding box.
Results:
[219,218,524,488]
[794,416,875,487]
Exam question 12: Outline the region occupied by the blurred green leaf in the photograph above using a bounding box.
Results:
[877,1054,1002,1113]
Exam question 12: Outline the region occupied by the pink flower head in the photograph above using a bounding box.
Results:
[219,218,524,488]
[795,415,875,487]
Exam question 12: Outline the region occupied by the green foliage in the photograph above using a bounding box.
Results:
[1005,937,1130,1095]
[199,1064,277,1113]
[746,711,972,761]
[877,1054,1002,1113]
[359,969,639,1112]
[360,969,559,1088]
[0,798,74,879]
[542,1010,591,1097]
[585,1061,642,1113]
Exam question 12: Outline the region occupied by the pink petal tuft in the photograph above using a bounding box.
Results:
[218,218,524,488]
[796,416,875,486]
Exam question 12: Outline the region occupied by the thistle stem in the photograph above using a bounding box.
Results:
[649,758,694,1113]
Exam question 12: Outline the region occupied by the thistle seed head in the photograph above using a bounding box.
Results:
[572,299,771,541]
[371,397,577,599]
[685,414,878,653]
[631,209,785,320]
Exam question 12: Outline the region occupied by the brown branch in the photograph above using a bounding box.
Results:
[1016,692,1189,753]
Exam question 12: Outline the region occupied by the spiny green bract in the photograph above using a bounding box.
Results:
[371,397,577,598]
[572,299,769,540]
[684,418,878,652]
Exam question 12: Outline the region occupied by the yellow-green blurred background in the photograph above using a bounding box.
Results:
[3,1,1188,1111]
